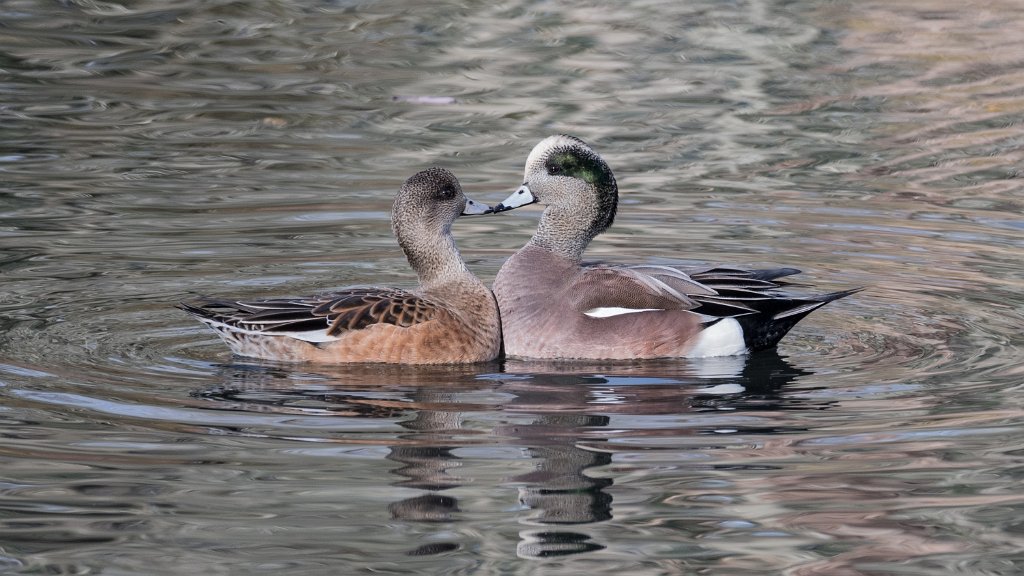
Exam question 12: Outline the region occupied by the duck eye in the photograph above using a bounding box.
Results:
[547,164,562,176]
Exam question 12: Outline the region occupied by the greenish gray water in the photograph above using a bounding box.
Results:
[1,0,1023,574]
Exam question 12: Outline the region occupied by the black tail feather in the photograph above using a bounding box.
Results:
[734,287,863,351]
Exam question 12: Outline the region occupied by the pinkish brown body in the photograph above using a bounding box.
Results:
[491,136,859,360]
[495,245,704,359]
[180,167,501,365]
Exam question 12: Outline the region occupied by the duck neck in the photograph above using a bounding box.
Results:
[401,228,475,289]
[526,205,596,263]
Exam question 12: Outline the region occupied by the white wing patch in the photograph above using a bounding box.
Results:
[583,307,661,318]
[686,318,747,358]
[197,317,341,343]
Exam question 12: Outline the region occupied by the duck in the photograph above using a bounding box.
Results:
[179,167,502,364]
[489,135,860,360]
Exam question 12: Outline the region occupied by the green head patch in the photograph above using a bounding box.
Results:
[546,148,615,189]
[545,143,618,233]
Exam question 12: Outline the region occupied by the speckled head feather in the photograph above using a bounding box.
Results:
[392,166,465,238]
[511,135,619,261]
[524,135,617,233]
[391,167,474,285]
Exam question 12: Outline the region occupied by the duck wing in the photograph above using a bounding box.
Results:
[574,263,860,350]
[577,263,855,319]
[570,264,714,316]
[178,287,441,342]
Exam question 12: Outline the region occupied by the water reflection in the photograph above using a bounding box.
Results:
[195,351,813,558]
[3,0,1024,572]
[383,385,614,558]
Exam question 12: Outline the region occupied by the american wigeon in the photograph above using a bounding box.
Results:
[179,167,502,364]
[490,135,860,360]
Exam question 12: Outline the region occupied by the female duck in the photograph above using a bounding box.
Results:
[180,167,501,364]
[490,135,859,360]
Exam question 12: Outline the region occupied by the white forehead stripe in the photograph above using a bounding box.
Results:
[524,135,594,175]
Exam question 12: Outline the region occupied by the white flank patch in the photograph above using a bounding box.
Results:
[583,307,661,318]
[686,317,747,358]
[273,330,342,343]
[198,318,340,343]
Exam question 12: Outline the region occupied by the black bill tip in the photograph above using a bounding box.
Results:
[483,203,513,214]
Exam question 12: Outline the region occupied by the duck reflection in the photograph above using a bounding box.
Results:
[501,409,612,557]
[194,351,813,558]
[498,352,810,557]
[385,388,465,525]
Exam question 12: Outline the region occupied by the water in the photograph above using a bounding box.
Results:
[2,0,1023,573]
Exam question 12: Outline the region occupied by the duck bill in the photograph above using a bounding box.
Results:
[487,183,538,213]
[460,196,492,216]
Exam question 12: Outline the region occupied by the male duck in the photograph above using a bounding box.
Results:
[490,135,860,360]
[179,167,502,364]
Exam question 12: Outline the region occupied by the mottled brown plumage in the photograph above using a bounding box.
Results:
[179,167,501,364]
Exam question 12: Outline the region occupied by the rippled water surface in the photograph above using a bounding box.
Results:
[2,0,1023,574]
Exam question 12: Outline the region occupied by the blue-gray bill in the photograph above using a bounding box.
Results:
[460,197,491,216]
[485,183,538,214]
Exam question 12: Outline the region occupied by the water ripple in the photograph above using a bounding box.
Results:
[2,0,1023,574]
